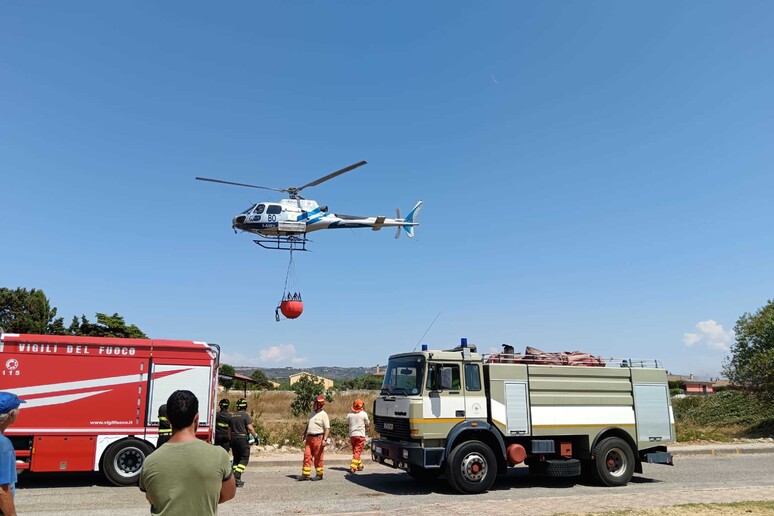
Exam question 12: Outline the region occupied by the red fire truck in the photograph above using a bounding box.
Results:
[0,331,220,485]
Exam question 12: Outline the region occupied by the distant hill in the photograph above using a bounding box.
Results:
[234,366,378,382]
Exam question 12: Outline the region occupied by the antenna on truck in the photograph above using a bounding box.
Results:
[413,312,441,351]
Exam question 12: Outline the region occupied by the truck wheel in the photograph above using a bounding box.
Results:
[408,466,442,483]
[445,441,497,494]
[592,437,635,487]
[102,439,154,486]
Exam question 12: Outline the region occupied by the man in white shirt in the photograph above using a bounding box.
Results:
[300,395,330,480]
[346,399,370,473]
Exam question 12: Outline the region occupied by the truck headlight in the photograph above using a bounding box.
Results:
[375,446,382,454]
[402,449,409,459]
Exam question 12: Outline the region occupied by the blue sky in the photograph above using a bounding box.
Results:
[2,2,772,378]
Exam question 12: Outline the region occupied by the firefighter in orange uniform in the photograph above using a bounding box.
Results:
[300,395,329,480]
[346,399,370,473]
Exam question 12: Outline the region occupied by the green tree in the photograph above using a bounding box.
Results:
[723,299,774,403]
[250,369,272,389]
[340,375,383,390]
[67,312,147,338]
[290,375,333,417]
[0,287,65,334]
[219,364,236,390]
[1,288,146,338]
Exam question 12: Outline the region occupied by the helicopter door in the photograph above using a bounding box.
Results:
[266,204,282,224]
[248,204,265,222]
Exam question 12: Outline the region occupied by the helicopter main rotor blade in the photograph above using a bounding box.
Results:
[195,177,285,193]
[296,161,367,192]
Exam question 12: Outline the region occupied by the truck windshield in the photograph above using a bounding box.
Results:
[380,355,425,396]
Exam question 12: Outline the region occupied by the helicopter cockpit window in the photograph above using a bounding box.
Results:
[253,204,265,215]
[266,205,282,215]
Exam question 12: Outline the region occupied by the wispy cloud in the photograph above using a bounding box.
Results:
[683,320,734,351]
[220,344,307,366]
[260,344,307,364]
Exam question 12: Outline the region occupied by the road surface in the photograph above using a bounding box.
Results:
[16,453,774,515]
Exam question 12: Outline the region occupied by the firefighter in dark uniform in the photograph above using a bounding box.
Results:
[157,403,172,448]
[229,398,258,487]
[215,398,232,452]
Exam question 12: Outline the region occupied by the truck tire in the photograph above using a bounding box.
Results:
[408,466,442,483]
[591,437,635,487]
[529,459,581,478]
[445,441,497,494]
[102,439,154,486]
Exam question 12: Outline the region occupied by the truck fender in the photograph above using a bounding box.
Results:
[445,420,507,466]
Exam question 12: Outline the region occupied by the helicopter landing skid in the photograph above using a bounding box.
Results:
[253,235,310,251]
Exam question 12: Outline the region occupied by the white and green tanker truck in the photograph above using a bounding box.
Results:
[371,338,674,494]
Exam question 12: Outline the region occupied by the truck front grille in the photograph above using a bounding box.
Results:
[374,415,411,441]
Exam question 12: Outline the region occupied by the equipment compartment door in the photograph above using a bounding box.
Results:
[633,384,672,442]
[505,381,530,436]
[31,435,96,472]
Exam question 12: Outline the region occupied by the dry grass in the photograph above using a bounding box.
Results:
[221,390,378,419]
[218,390,379,447]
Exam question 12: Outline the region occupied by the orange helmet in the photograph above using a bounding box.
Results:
[352,399,364,412]
[314,395,326,407]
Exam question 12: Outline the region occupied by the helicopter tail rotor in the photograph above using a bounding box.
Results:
[394,208,402,239]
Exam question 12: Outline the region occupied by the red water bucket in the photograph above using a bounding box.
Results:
[280,300,303,319]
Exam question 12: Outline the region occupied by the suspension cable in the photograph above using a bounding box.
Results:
[280,250,295,302]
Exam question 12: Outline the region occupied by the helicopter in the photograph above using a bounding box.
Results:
[196,161,423,250]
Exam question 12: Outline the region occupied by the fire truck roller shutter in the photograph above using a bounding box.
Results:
[147,365,215,426]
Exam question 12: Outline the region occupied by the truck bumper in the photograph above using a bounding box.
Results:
[643,451,673,465]
[371,439,445,470]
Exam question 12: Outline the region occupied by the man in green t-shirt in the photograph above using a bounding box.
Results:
[139,390,236,515]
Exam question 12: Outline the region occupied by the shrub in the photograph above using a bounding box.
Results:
[290,375,334,417]
[330,417,348,439]
[672,390,774,440]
